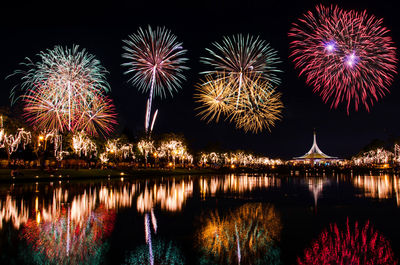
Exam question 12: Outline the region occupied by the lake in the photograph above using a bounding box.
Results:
[0,173,399,264]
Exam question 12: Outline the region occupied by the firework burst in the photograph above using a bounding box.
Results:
[194,74,236,123]
[11,45,117,136]
[198,34,283,133]
[195,74,283,133]
[289,5,397,112]
[201,34,281,108]
[122,25,189,132]
[232,77,283,133]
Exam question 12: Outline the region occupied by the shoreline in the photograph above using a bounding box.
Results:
[1,166,400,183]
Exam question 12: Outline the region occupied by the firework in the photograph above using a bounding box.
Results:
[198,203,281,265]
[201,34,281,107]
[289,5,397,112]
[194,74,236,123]
[122,25,189,132]
[297,219,398,265]
[12,45,117,136]
[199,35,283,133]
[231,77,283,133]
[195,74,283,133]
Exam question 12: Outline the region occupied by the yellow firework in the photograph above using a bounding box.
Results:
[195,74,283,133]
[231,77,283,133]
[194,74,236,123]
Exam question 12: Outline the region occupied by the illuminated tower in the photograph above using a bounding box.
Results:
[294,130,337,164]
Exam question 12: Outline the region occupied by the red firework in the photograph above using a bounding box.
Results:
[289,5,397,112]
[297,220,398,265]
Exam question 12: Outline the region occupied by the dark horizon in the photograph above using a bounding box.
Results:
[2,0,400,160]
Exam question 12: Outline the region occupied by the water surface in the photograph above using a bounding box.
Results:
[0,173,399,264]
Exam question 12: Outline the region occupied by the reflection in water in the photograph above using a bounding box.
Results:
[0,174,399,264]
[124,239,185,265]
[297,220,397,265]
[0,184,138,230]
[137,180,194,213]
[197,203,281,265]
[0,195,29,229]
[200,174,281,197]
[307,178,329,209]
[144,211,158,265]
[2,174,400,233]
[21,206,115,264]
[353,175,400,206]
[0,175,282,230]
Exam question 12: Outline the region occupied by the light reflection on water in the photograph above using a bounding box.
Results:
[199,175,281,197]
[197,203,281,265]
[353,174,400,206]
[2,174,400,231]
[0,174,400,264]
[0,174,284,230]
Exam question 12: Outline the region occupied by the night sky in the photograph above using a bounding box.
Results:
[1,0,400,159]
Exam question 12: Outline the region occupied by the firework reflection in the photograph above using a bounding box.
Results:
[197,203,281,264]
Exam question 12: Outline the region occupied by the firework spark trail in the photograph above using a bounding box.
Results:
[145,67,157,132]
[150,110,158,134]
[122,25,189,133]
[289,5,397,112]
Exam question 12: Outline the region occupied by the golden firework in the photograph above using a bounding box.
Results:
[195,73,283,133]
[231,77,283,133]
[194,74,236,123]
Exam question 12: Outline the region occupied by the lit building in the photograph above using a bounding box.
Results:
[292,130,340,165]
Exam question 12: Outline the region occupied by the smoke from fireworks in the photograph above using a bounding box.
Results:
[122,25,189,132]
[289,5,397,112]
[11,45,117,136]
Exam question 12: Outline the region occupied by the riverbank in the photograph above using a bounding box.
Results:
[1,165,399,182]
[0,167,239,182]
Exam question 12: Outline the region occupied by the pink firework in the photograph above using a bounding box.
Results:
[297,220,398,265]
[289,5,397,112]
